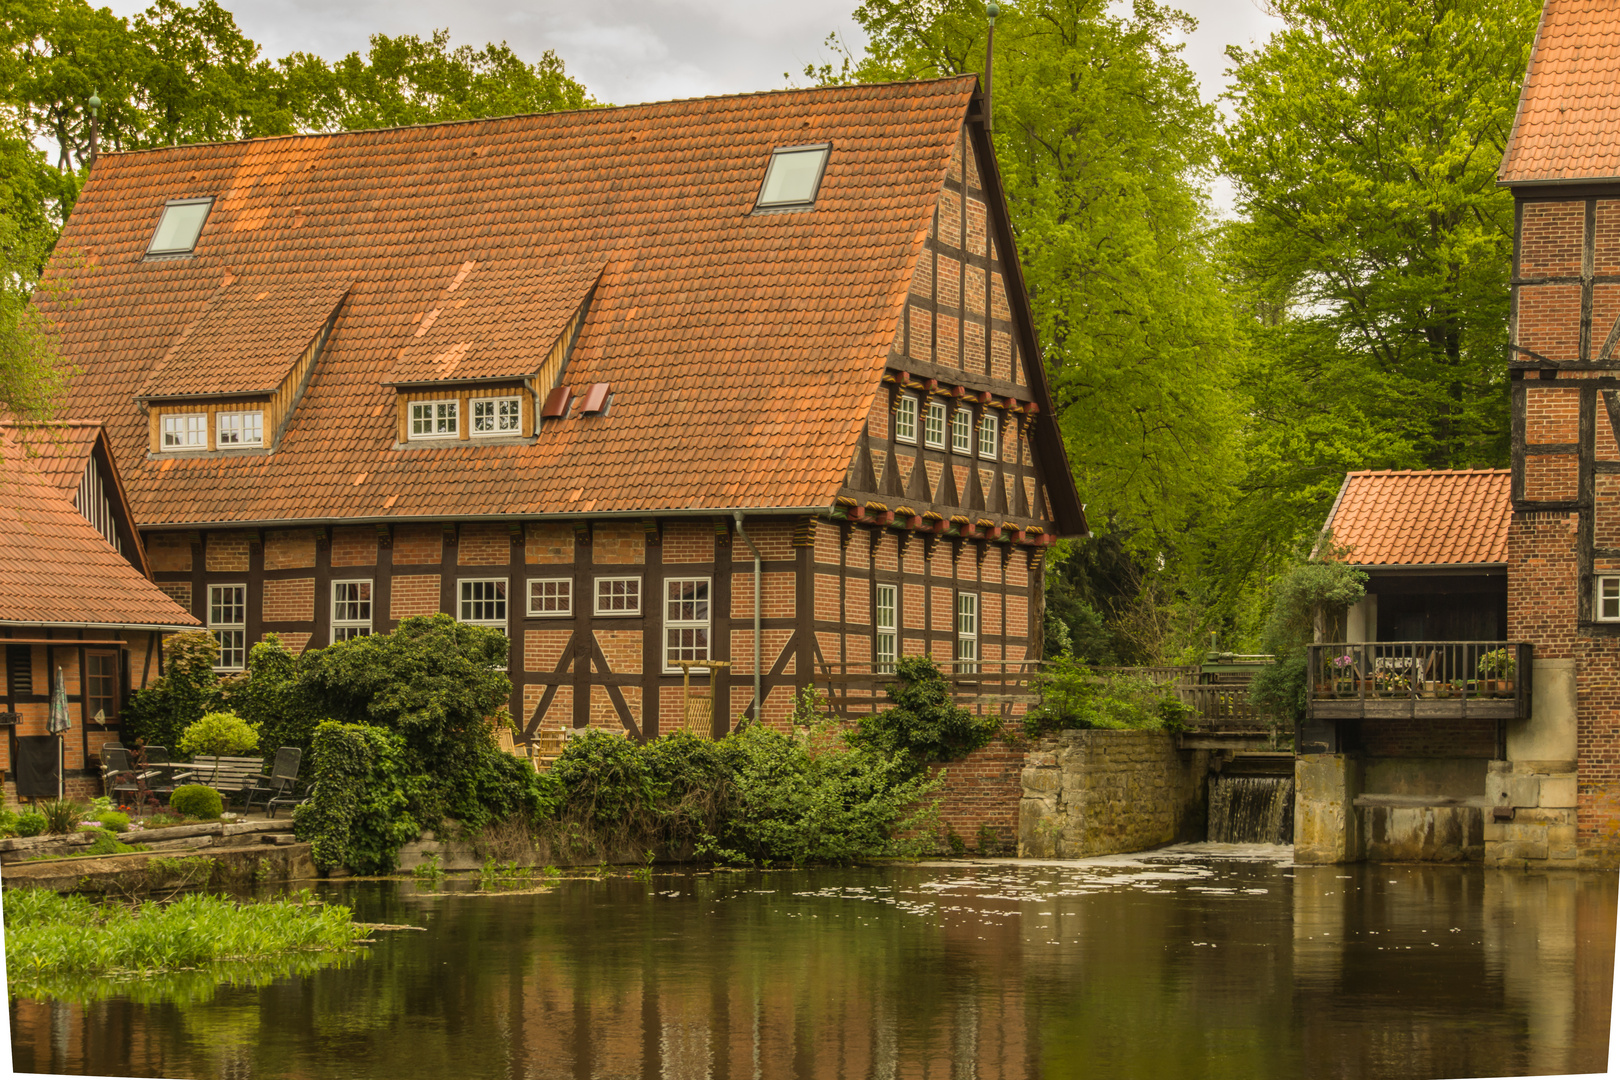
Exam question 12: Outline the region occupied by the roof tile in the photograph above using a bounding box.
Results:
[1500,0,1620,183]
[1323,470,1511,567]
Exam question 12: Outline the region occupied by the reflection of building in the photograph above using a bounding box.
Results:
[1298,0,1620,868]
[0,423,198,803]
[42,77,1084,745]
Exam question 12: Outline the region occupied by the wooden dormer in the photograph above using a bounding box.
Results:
[137,277,349,454]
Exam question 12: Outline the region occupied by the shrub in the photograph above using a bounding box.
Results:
[169,785,224,820]
[96,811,129,834]
[847,657,1001,771]
[81,828,142,856]
[14,811,46,837]
[294,722,421,874]
[120,631,222,753]
[40,799,85,835]
[177,711,261,758]
[220,635,323,756]
[1024,657,1191,736]
[1249,550,1368,721]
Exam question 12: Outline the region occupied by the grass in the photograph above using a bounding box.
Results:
[3,887,370,998]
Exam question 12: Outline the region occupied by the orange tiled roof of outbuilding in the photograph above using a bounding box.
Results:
[44,76,1083,533]
[1321,470,1512,567]
[1499,0,1620,184]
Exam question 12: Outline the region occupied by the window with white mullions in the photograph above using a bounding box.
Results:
[664,577,711,671]
[977,413,998,459]
[528,578,572,617]
[875,584,898,674]
[472,396,522,436]
[458,579,508,628]
[209,584,247,670]
[410,400,459,439]
[951,408,972,453]
[1599,576,1620,621]
[595,577,642,616]
[955,592,978,674]
[216,410,264,447]
[162,413,207,450]
[331,580,373,641]
[895,395,918,444]
[923,401,947,449]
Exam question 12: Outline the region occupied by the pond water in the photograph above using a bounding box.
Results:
[9,845,1618,1080]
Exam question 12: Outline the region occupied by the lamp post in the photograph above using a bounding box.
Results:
[984,2,998,133]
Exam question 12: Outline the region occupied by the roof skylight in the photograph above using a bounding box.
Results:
[755,144,830,210]
[146,197,214,256]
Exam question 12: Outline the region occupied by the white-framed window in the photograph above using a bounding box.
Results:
[755,144,831,209]
[664,577,711,671]
[472,396,522,436]
[875,583,898,674]
[209,584,247,670]
[216,410,264,448]
[410,400,459,439]
[1600,576,1620,621]
[595,576,642,616]
[978,413,998,459]
[956,592,979,674]
[895,394,918,443]
[331,580,373,641]
[458,578,508,628]
[162,413,207,450]
[147,197,213,256]
[923,401,947,449]
[528,578,573,617]
[951,408,973,453]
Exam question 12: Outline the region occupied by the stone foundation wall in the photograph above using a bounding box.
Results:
[1485,758,1580,866]
[1018,730,1208,859]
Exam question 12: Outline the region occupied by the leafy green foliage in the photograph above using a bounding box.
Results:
[176,710,260,758]
[219,635,320,755]
[39,798,84,834]
[293,721,420,874]
[79,827,142,856]
[847,657,1000,770]
[168,784,223,820]
[14,811,46,837]
[96,811,129,833]
[1248,554,1367,720]
[120,631,222,755]
[1024,656,1192,736]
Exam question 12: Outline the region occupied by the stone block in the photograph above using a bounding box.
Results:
[1540,775,1577,808]
[1022,769,1061,793]
[1548,825,1578,860]
[1514,806,1573,826]
[1483,821,1506,842]
[1507,776,1540,807]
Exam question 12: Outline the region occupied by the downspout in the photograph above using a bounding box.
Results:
[733,511,762,720]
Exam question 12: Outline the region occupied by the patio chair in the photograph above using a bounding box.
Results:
[139,745,182,801]
[244,747,303,815]
[100,745,154,807]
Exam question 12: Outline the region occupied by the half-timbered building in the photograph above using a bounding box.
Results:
[42,76,1085,742]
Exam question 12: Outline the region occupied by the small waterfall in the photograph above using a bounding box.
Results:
[1207,774,1294,844]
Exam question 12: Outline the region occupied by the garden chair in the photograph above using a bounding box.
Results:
[245,748,307,819]
[101,745,161,809]
[138,745,182,801]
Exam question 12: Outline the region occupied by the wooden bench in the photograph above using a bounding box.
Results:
[173,756,267,804]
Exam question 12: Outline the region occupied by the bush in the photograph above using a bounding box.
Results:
[40,799,85,835]
[96,811,129,834]
[120,631,223,754]
[1249,551,1368,722]
[294,722,421,874]
[15,811,46,837]
[169,785,224,820]
[1024,656,1191,736]
[81,828,142,856]
[847,657,1001,771]
[219,635,323,756]
[177,711,261,758]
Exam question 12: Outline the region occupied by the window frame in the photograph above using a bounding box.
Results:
[527,578,574,618]
[955,592,979,675]
[978,412,999,459]
[215,409,265,449]
[923,400,947,449]
[161,412,208,451]
[663,576,713,673]
[895,394,919,444]
[594,576,643,617]
[875,583,898,674]
[951,407,973,454]
[457,578,509,629]
[1599,576,1620,622]
[754,143,832,211]
[85,650,119,723]
[471,395,523,437]
[145,196,214,257]
[209,583,247,671]
[409,399,460,440]
[331,580,374,642]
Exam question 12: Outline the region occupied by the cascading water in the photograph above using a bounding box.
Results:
[1207,773,1294,844]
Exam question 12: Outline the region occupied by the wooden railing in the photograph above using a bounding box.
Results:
[814,661,1040,718]
[1306,642,1532,721]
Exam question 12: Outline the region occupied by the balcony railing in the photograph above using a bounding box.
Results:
[1306,642,1532,721]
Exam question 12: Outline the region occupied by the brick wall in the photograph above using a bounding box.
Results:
[1359,718,1498,759]
[458,522,511,566]
[1508,512,1578,657]
[205,532,249,572]
[264,529,316,569]
[262,577,314,622]
[395,524,442,565]
[930,736,1025,852]
[331,525,377,567]
[390,574,441,618]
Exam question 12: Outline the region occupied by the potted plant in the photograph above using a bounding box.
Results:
[1477,649,1516,697]
[1330,654,1355,696]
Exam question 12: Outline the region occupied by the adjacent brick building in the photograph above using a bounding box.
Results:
[39,78,1085,769]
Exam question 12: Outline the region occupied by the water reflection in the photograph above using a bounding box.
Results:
[10,847,1616,1080]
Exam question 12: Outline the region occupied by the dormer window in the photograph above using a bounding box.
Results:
[146,198,213,257]
[472,397,521,436]
[161,413,207,449]
[216,410,264,447]
[410,400,459,439]
[755,144,830,210]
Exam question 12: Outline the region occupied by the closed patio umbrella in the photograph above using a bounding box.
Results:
[47,667,69,800]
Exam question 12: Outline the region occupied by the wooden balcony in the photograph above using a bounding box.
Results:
[1306,642,1532,721]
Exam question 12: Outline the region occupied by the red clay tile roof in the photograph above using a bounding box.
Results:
[387,260,603,385]
[1499,0,1620,184]
[44,77,1081,529]
[1321,470,1512,567]
[3,421,103,495]
[138,277,351,399]
[0,430,199,628]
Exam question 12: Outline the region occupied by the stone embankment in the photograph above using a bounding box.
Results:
[0,819,315,892]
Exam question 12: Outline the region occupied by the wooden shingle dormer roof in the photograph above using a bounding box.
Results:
[1499,0,1620,185]
[45,76,1085,535]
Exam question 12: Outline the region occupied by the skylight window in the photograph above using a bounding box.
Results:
[755,144,830,210]
[146,198,214,257]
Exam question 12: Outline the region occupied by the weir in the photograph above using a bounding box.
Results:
[1207,772,1294,844]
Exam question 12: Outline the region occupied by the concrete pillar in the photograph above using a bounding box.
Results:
[1344,595,1377,643]
[1487,658,1579,866]
[1294,754,1362,864]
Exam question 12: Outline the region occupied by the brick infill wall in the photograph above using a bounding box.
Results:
[929,735,1025,853]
